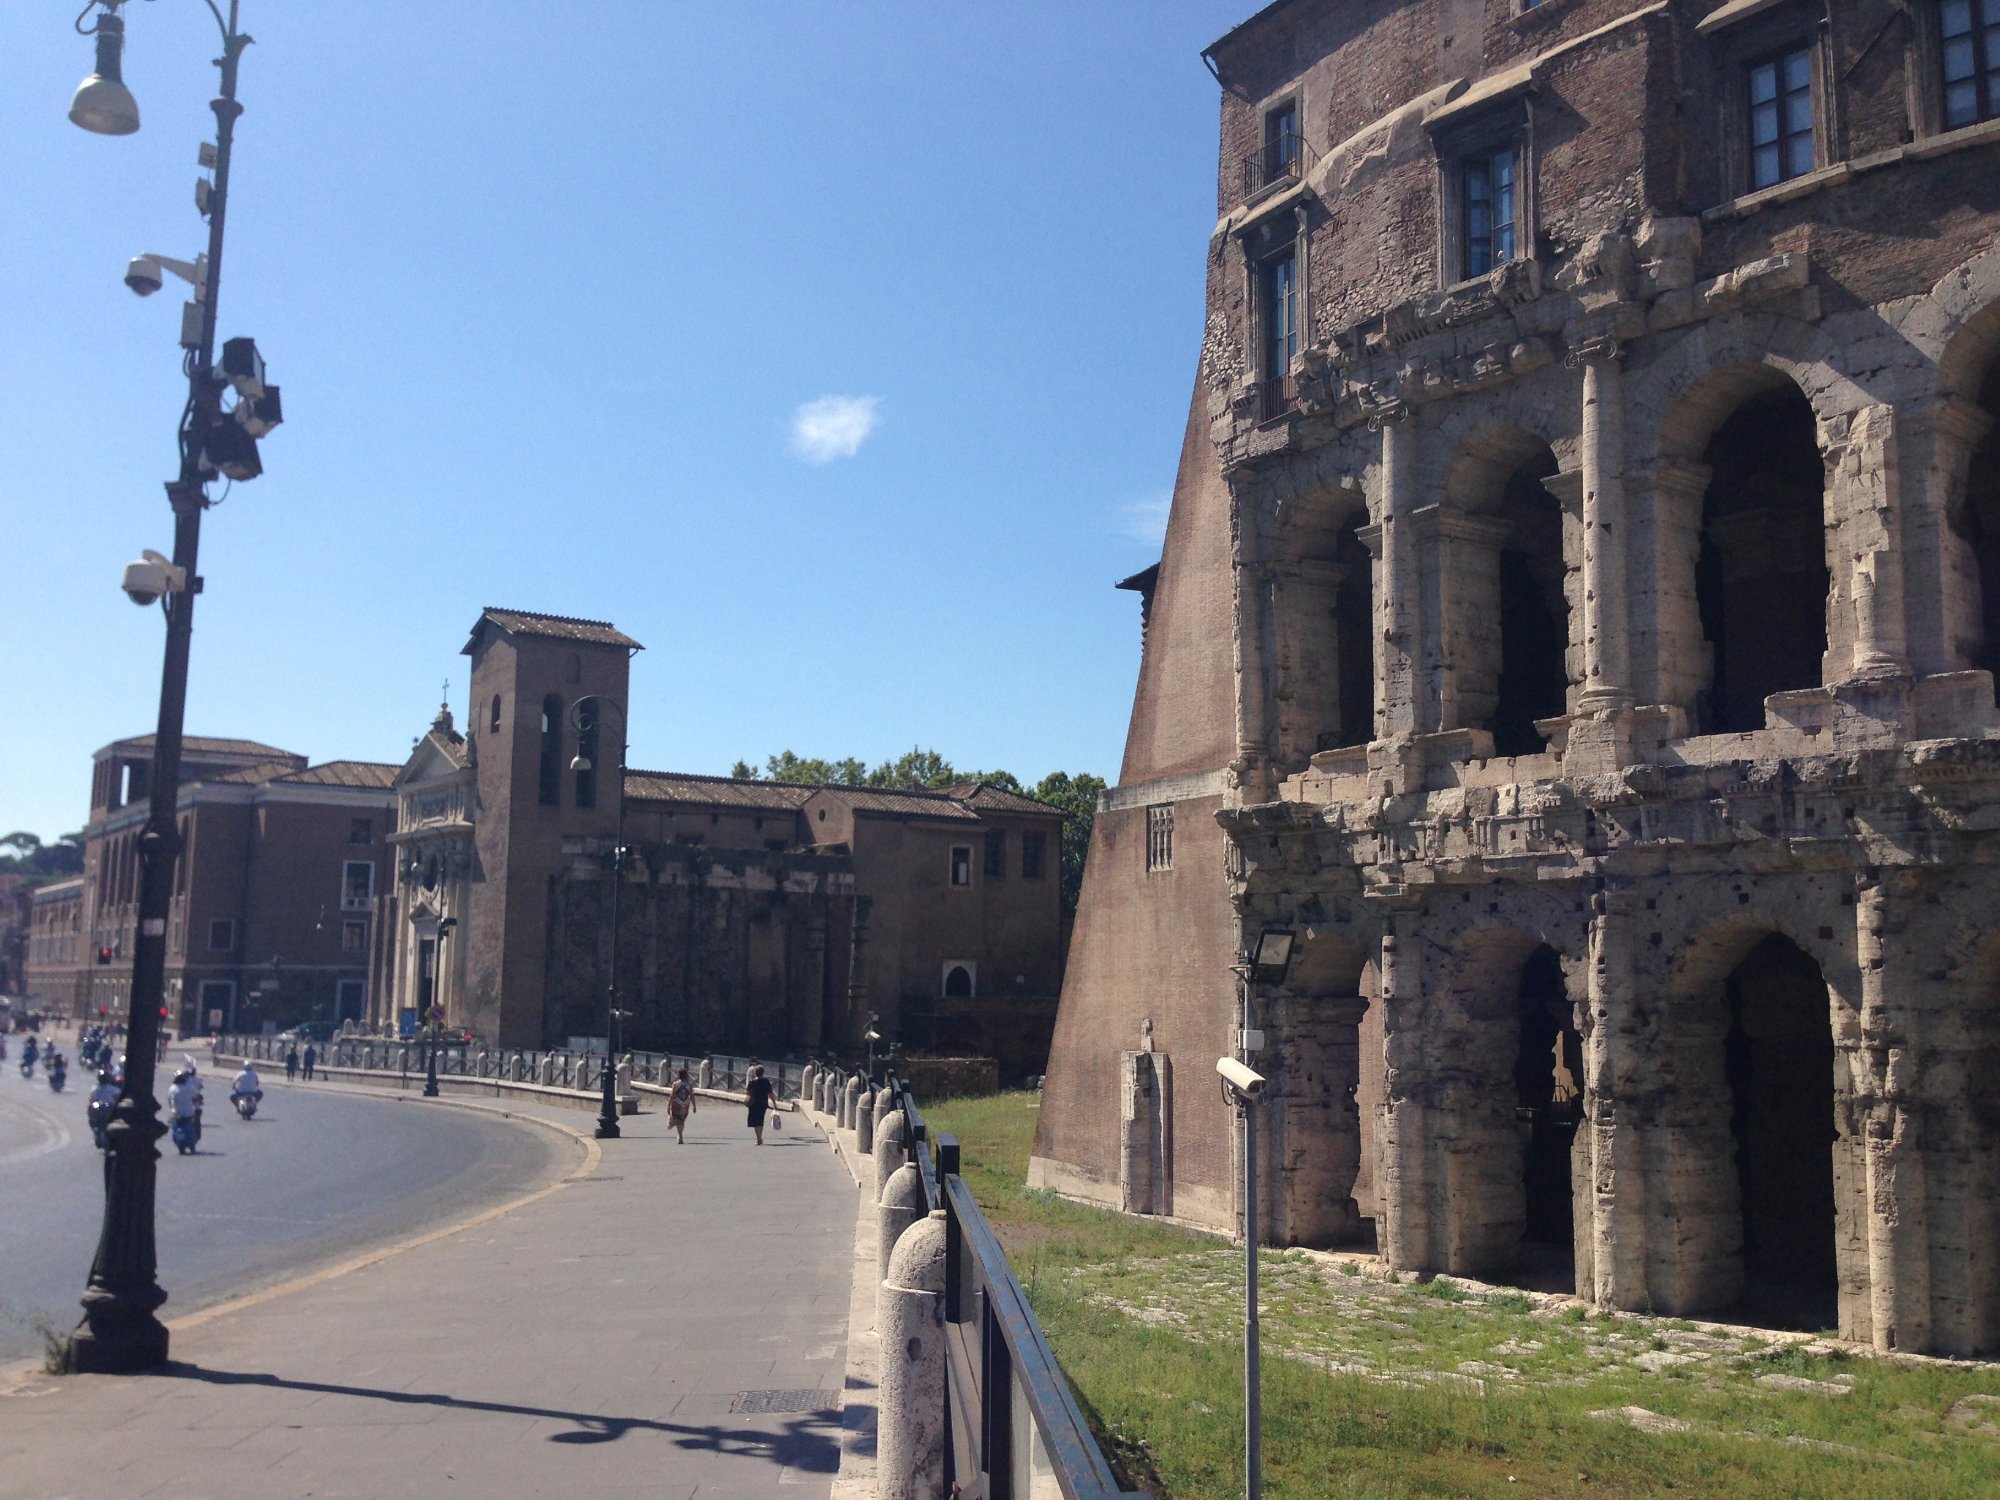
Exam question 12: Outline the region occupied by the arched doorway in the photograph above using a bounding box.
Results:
[1265,934,1371,1249]
[1723,933,1838,1328]
[1332,526,1376,750]
[1493,456,1568,755]
[1694,385,1828,732]
[1436,931,1579,1289]
[1515,945,1583,1283]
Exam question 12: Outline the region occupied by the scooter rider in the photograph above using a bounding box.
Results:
[230,1062,263,1109]
[87,1068,119,1148]
[168,1067,204,1146]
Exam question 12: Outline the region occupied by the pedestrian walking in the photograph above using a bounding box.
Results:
[302,1043,317,1081]
[667,1067,696,1144]
[745,1064,775,1145]
[284,1045,299,1082]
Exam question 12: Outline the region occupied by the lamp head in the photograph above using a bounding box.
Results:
[70,10,140,137]
[569,753,593,772]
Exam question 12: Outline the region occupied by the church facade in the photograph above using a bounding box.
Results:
[373,608,1067,1061]
[1033,0,2000,1356]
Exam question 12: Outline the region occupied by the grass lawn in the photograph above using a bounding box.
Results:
[924,1091,2000,1500]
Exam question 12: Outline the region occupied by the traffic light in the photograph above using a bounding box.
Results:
[97,1005,107,1017]
[97,947,113,966]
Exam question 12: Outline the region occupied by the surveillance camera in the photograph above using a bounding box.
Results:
[1216,1056,1267,1098]
[121,549,184,607]
[125,255,163,297]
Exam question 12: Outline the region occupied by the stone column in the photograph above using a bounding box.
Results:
[1903,394,1994,675]
[878,1211,948,1500]
[1375,905,1431,1271]
[1230,487,1275,802]
[1575,343,1634,711]
[1822,404,1910,680]
[1411,508,1513,734]
[1856,875,1931,1352]
[1370,407,1419,739]
[1579,891,1647,1309]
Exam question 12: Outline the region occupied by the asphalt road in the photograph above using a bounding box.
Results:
[0,1057,570,1364]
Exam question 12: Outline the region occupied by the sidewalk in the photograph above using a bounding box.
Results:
[0,1083,861,1500]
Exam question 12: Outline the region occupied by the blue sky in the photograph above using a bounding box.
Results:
[2,2,1245,839]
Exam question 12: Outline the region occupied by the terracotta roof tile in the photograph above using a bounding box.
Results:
[114,734,301,761]
[623,771,814,811]
[816,787,984,822]
[276,761,401,790]
[466,608,643,652]
[944,782,1066,817]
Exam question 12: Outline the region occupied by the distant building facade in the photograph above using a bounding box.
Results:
[23,735,398,1034]
[1035,0,2000,1358]
[372,608,1068,1058]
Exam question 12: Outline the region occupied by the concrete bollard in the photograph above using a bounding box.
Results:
[877,1160,926,1294]
[874,1106,909,1199]
[616,1061,632,1099]
[800,1062,818,1110]
[699,1058,714,1089]
[821,1071,835,1115]
[538,1054,554,1086]
[842,1074,863,1131]
[812,1071,826,1113]
[878,1210,949,1500]
[856,1084,876,1154]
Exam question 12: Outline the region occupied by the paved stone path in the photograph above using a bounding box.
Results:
[0,1083,858,1500]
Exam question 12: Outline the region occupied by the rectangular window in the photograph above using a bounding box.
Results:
[1021,830,1046,880]
[1146,804,1175,873]
[342,919,368,954]
[1263,252,1298,384]
[949,845,972,887]
[983,828,1006,878]
[336,978,366,1021]
[208,917,235,953]
[341,860,374,911]
[1462,145,1518,277]
[1748,46,1815,189]
[1941,0,2000,129]
[1263,102,1299,183]
[349,817,372,846]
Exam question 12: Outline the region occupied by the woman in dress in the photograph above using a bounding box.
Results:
[667,1066,696,1144]
[745,1063,775,1145]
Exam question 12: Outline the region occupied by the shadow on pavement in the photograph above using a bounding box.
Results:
[159,1362,848,1472]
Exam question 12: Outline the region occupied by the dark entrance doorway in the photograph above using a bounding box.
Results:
[1724,933,1837,1329]
[1696,389,1828,733]
[1514,944,1581,1286]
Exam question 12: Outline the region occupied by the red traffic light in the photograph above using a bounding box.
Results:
[97,947,114,965]
[97,1006,108,1017]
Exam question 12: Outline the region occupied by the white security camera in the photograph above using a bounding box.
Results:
[125,255,163,297]
[121,549,186,607]
[1216,1056,1267,1099]
[124,252,204,300]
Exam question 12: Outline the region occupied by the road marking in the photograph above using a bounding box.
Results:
[0,1096,72,1167]
[165,1108,600,1336]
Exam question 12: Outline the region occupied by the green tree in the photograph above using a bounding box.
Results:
[865,747,958,789]
[0,830,84,879]
[1031,771,1106,914]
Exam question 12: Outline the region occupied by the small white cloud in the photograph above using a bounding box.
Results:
[1117,491,1173,548]
[791,395,880,463]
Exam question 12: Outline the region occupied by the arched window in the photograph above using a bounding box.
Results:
[538,695,563,807]
[943,963,974,998]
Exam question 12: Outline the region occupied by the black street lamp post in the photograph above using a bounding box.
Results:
[568,697,627,1141]
[67,0,276,1375]
[422,918,455,1098]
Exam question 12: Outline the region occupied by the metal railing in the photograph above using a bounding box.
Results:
[1238,134,1310,201]
[212,1035,806,1098]
[879,1075,1147,1500]
[1258,373,1298,423]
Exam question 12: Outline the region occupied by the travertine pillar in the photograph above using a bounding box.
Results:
[1371,408,1419,738]
[1631,458,1712,715]
[1580,892,1647,1308]
[1576,344,1634,710]
[1823,404,1910,679]
[1904,394,1994,676]
[1375,906,1430,1271]
[1231,488,1275,800]
[1856,877,1931,1352]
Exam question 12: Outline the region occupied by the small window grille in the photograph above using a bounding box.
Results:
[1021,831,1046,879]
[950,845,972,887]
[984,828,1006,878]
[1146,804,1175,873]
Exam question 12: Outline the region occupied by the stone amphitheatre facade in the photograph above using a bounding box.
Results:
[1031,0,2000,1356]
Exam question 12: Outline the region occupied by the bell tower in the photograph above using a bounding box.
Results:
[460,608,641,1047]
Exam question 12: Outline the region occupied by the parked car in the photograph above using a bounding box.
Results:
[274,1022,336,1043]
